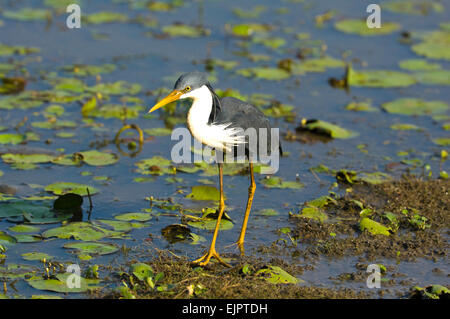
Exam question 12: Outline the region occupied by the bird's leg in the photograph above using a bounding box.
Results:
[236,163,256,255]
[192,163,231,267]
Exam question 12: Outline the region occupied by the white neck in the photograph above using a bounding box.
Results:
[184,85,213,129]
[184,85,244,150]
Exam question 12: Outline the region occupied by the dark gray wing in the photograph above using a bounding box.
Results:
[213,97,282,156]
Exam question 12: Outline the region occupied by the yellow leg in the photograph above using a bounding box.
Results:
[236,163,256,255]
[192,163,231,267]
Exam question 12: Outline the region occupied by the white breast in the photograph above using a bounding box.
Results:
[184,85,244,151]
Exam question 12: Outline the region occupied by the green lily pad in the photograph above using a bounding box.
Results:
[84,12,128,24]
[144,127,172,136]
[14,234,42,243]
[399,59,441,71]
[130,263,153,281]
[335,19,400,36]
[358,172,393,184]
[229,23,273,37]
[187,218,234,231]
[0,133,24,145]
[0,264,35,279]
[345,101,378,112]
[162,24,207,38]
[233,6,267,19]
[51,77,86,93]
[135,156,174,176]
[27,274,100,293]
[88,81,141,95]
[77,150,119,166]
[384,1,444,15]
[237,67,290,81]
[22,252,53,261]
[9,224,39,233]
[0,201,70,224]
[261,176,304,189]
[299,206,328,222]
[115,212,152,222]
[253,36,286,49]
[412,42,450,60]
[62,64,116,77]
[43,222,120,241]
[256,265,302,284]
[45,182,99,196]
[348,68,417,87]
[414,70,450,85]
[2,153,55,164]
[382,98,448,115]
[32,120,77,129]
[64,242,118,255]
[186,185,222,201]
[97,220,145,232]
[298,119,358,139]
[432,138,450,146]
[0,44,39,56]
[3,8,50,21]
[290,56,345,74]
[0,231,16,246]
[390,123,421,130]
[360,217,391,236]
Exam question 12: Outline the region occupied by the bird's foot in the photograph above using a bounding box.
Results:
[192,248,231,268]
[225,240,246,256]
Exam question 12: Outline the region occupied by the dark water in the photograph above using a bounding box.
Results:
[0,0,448,298]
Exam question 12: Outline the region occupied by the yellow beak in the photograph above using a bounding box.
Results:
[147,90,182,113]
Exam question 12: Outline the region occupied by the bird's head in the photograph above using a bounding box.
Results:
[148,71,210,113]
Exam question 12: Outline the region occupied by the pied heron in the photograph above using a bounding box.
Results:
[148,71,281,267]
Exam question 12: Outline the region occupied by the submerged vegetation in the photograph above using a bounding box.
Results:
[0,0,449,299]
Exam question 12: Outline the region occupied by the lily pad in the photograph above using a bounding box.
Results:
[27,274,100,293]
[414,70,450,85]
[77,150,119,166]
[115,212,152,222]
[384,1,444,15]
[62,64,116,77]
[299,206,328,222]
[43,222,120,241]
[237,67,290,81]
[298,119,358,139]
[186,185,222,201]
[9,224,39,233]
[432,138,450,146]
[45,182,99,196]
[144,127,172,136]
[256,265,302,284]
[412,42,450,60]
[22,252,53,261]
[335,19,400,36]
[84,12,128,24]
[360,217,391,236]
[187,218,234,231]
[399,59,441,71]
[0,133,24,145]
[3,8,50,21]
[260,176,304,189]
[64,242,118,255]
[88,81,141,96]
[130,263,153,281]
[162,24,207,38]
[390,123,421,130]
[382,98,448,115]
[347,68,416,88]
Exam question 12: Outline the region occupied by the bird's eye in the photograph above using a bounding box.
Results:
[185,86,191,92]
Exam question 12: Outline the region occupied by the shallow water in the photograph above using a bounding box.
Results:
[0,0,448,298]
